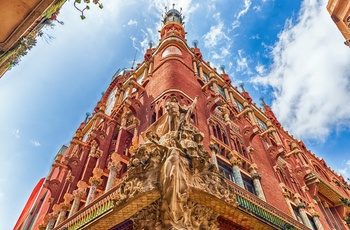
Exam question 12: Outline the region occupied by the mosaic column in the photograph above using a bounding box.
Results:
[86,168,104,206]
[229,154,244,188]
[105,153,122,192]
[297,203,313,229]
[311,213,324,230]
[249,163,266,201]
[46,204,60,230]
[45,213,57,230]
[69,181,88,217]
[209,143,219,169]
[55,193,73,226]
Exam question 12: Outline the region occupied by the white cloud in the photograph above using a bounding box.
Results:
[236,50,251,74]
[255,63,266,75]
[203,13,230,48]
[12,129,20,139]
[127,19,138,26]
[236,0,252,19]
[0,191,4,200]
[337,160,350,180]
[30,140,41,147]
[251,0,350,141]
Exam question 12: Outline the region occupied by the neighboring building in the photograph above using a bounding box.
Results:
[0,0,66,78]
[17,8,350,230]
[327,0,350,47]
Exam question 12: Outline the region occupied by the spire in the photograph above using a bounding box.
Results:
[160,4,186,41]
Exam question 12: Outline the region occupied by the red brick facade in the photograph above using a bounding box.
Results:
[16,8,350,230]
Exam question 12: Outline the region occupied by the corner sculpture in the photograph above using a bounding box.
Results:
[113,96,237,229]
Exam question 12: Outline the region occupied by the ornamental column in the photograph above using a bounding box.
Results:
[117,89,125,105]
[86,168,104,206]
[193,58,198,76]
[312,215,324,230]
[297,202,313,229]
[209,143,219,169]
[243,102,257,126]
[249,163,266,201]
[229,154,244,188]
[266,120,282,146]
[69,181,88,217]
[55,193,73,227]
[148,59,153,76]
[105,153,123,192]
[45,204,60,230]
[223,86,231,103]
[198,63,205,81]
[143,63,149,80]
[209,72,219,94]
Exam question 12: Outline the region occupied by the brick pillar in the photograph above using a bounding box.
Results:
[86,168,104,206]
[105,153,123,192]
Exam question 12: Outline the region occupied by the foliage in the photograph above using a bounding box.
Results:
[42,0,66,19]
[74,0,103,20]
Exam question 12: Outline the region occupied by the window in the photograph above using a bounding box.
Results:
[218,161,235,183]
[242,174,256,195]
[217,85,226,99]
[308,216,317,230]
[256,117,267,131]
[292,205,303,223]
[318,199,345,230]
[203,72,209,82]
[234,99,244,112]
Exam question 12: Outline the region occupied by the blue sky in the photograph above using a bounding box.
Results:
[1,0,350,229]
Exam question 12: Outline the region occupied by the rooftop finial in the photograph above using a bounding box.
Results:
[148,41,153,49]
[173,3,175,9]
[220,65,226,74]
[131,50,137,69]
[239,83,245,92]
[192,40,198,48]
[85,112,91,122]
[260,97,266,106]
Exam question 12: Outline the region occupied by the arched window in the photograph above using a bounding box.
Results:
[151,111,156,124]
[158,107,163,118]
[233,137,248,159]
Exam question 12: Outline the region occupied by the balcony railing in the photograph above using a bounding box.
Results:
[54,183,121,230]
[227,180,309,230]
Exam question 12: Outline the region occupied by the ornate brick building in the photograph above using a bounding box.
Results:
[327,0,350,47]
[16,8,350,230]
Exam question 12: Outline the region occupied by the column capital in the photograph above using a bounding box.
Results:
[108,160,122,171]
[89,167,104,185]
[209,143,219,153]
[251,173,262,180]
